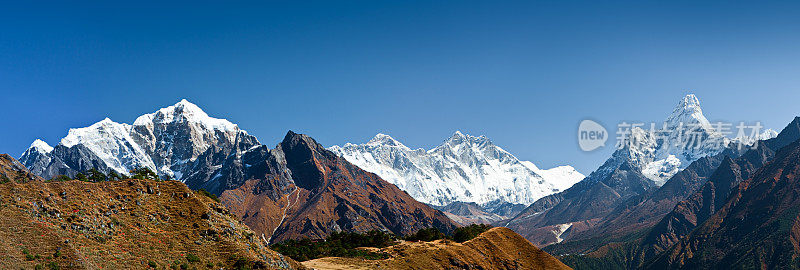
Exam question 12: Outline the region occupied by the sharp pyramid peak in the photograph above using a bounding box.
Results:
[280,130,327,153]
[669,94,704,117]
[665,93,714,131]
[677,94,701,110]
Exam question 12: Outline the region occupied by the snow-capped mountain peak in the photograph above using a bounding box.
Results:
[60,118,133,147]
[447,130,467,141]
[20,100,259,182]
[601,94,731,185]
[665,94,715,133]
[367,133,404,147]
[29,139,53,154]
[329,132,584,208]
[134,99,238,132]
[732,128,779,145]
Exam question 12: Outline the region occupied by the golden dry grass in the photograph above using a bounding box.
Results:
[0,178,305,269]
[302,227,572,270]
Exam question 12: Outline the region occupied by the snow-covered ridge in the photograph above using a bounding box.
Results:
[19,99,256,181]
[329,132,585,207]
[59,117,156,174]
[133,99,238,132]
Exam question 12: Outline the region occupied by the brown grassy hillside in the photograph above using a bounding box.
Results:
[0,170,304,269]
[302,227,572,270]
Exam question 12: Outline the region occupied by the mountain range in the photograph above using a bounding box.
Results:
[19,99,585,226]
[329,132,584,219]
[13,95,800,269]
[19,99,260,194]
[15,100,460,244]
[2,138,569,270]
[502,94,777,247]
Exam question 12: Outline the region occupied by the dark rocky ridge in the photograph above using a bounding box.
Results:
[650,136,800,269]
[220,131,458,243]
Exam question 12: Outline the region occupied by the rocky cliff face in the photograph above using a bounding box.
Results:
[220,131,458,243]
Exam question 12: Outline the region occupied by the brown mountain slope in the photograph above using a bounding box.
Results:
[302,227,572,270]
[504,160,655,247]
[0,155,303,269]
[544,154,732,266]
[650,137,800,269]
[0,153,44,182]
[221,131,457,243]
[557,155,727,248]
[633,117,800,267]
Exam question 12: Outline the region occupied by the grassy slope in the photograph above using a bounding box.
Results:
[0,178,305,269]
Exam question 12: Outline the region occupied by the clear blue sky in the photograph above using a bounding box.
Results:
[2,1,800,174]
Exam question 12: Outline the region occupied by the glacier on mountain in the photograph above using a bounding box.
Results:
[328,131,585,207]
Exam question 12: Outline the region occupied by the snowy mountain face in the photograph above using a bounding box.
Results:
[328,131,585,208]
[129,99,259,180]
[59,118,156,176]
[595,94,741,186]
[19,100,259,189]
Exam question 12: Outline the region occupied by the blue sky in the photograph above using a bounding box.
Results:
[2,1,800,174]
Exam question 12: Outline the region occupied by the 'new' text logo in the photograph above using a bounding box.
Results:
[578,120,607,151]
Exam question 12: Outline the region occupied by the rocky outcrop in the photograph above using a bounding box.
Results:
[0,154,43,182]
[221,131,458,243]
